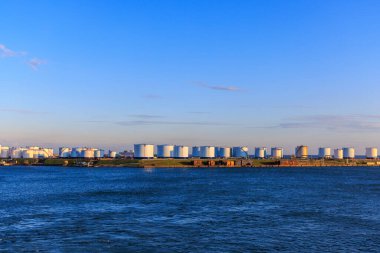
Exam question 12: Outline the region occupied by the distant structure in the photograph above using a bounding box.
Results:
[295,145,308,159]
[192,146,200,157]
[232,146,249,158]
[173,145,189,158]
[255,147,267,159]
[157,145,174,158]
[334,149,344,159]
[366,147,378,159]
[318,147,331,159]
[343,147,355,159]
[218,147,231,158]
[200,146,215,158]
[0,146,54,159]
[59,147,105,158]
[271,147,283,159]
[134,144,154,159]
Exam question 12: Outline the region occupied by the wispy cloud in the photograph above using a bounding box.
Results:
[128,114,164,119]
[143,94,162,99]
[0,44,25,57]
[0,108,49,115]
[28,58,47,70]
[116,120,231,126]
[196,82,242,92]
[275,114,380,131]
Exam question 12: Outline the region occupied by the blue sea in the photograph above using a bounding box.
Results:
[1,166,380,252]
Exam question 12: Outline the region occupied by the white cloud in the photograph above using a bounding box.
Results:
[28,58,47,70]
[0,44,25,57]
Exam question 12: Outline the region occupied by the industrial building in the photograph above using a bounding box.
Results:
[343,147,355,159]
[366,147,378,159]
[200,146,215,158]
[318,148,332,159]
[232,146,248,158]
[271,147,283,159]
[334,149,344,159]
[173,145,189,158]
[0,146,54,159]
[134,144,154,159]
[218,147,231,158]
[295,146,308,159]
[157,145,174,158]
[255,147,267,159]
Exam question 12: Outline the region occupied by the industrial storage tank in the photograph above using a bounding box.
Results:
[22,149,35,159]
[255,147,267,159]
[232,146,249,158]
[192,146,200,157]
[71,148,81,158]
[214,147,220,157]
[295,146,308,159]
[271,147,283,159]
[343,147,355,159]
[134,144,154,159]
[200,146,215,158]
[157,145,174,158]
[318,147,331,159]
[59,147,71,158]
[82,149,95,159]
[10,148,23,159]
[109,151,117,158]
[94,149,102,158]
[218,147,231,158]
[0,146,10,158]
[366,147,378,159]
[173,145,189,158]
[334,149,343,159]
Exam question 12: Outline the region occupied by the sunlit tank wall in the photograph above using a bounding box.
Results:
[255,147,267,159]
[334,149,343,159]
[109,151,117,158]
[218,147,231,158]
[366,147,378,159]
[343,147,355,159]
[271,147,283,159]
[22,149,34,159]
[82,149,95,159]
[134,144,154,158]
[0,147,10,158]
[318,147,331,159]
[157,145,174,158]
[295,146,308,159]
[173,145,189,158]
[59,147,71,158]
[192,146,200,157]
[232,146,249,158]
[200,146,215,158]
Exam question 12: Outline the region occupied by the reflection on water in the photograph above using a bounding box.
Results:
[1,166,380,252]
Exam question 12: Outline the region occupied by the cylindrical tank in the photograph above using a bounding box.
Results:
[109,151,117,158]
[343,147,355,159]
[218,147,231,158]
[200,146,215,158]
[318,147,331,159]
[271,147,283,159]
[232,146,249,158]
[366,147,378,159]
[157,145,174,158]
[22,149,35,159]
[295,146,308,159]
[10,148,23,159]
[255,147,267,159]
[334,149,343,159]
[94,149,102,158]
[82,149,95,158]
[192,146,200,157]
[173,145,189,158]
[71,148,80,158]
[134,144,154,159]
[59,147,71,158]
[214,147,220,157]
[0,147,10,158]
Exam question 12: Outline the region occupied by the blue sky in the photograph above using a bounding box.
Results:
[1,0,380,154]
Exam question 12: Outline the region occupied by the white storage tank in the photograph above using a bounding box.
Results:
[318,147,331,159]
[10,148,23,159]
[173,145,189,158]
[232,146,249,158]
[71,148,81,158]
[157,145,174,158]
[192,146,200,157]
[134,144,154,159]
[200,146,215,158]
[295,146,308,159]
[218,147,231,158]
[82,149,95,158]
[343,147,355,159]
[22,149,35,159]
[366,147,378,159]
[59,147,71,158]
[334,149,343,159]
[109,151,117,158]
[255,147,267,159]
[271,147,283,159]
[0,146,10,158]
[94,149,102,158]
